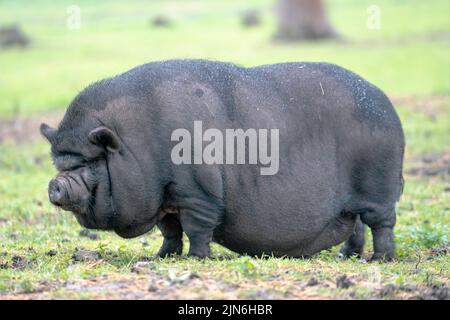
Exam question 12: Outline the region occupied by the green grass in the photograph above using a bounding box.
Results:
[0,0,449,299]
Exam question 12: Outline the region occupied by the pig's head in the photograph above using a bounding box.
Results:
[40,100,163,238]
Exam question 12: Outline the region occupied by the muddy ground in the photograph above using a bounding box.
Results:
[0,246,447,300]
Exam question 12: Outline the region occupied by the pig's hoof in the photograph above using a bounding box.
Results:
[339,246,363,259]
[156,250,182,258]
[187,247,211,259]
[187,253,210,259]
[369,252,395,262]
[156,241,183,257]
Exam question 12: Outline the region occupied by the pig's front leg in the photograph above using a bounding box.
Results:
[180,209,218,258]
[156,214,183,257]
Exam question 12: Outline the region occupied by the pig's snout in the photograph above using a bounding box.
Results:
[48,178,69,207]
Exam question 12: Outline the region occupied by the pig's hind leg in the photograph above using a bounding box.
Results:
[344,199,397,261]
[339,215,366,258]
[360,205,396,262]
[347,160,401,261]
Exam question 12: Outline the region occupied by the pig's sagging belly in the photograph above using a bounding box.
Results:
[212,202,356,257]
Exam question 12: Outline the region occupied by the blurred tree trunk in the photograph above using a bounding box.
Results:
[274,0,338,41]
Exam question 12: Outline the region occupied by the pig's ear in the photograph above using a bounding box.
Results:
[88,126,120,153]
[40,123,57,142]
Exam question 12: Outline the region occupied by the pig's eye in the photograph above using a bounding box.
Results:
[57,164,84,173]
[68,164,85,171]
[54,154,87,172]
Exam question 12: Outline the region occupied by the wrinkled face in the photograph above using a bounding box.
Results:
[41,124,158,238]
[48,154,114,229]
[40,122,160,238]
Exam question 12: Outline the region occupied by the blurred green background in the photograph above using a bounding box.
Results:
[0,0,449,116]
[0,0,448,299]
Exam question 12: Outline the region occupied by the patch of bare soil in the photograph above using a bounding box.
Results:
[1,266,448,300]
[429,244,449,257]
[0,112,62,144]
[0,271,335,300]
[407,151,450,179]
[392,94,449,118]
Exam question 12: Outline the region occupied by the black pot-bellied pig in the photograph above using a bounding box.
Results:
[40,60,404,261]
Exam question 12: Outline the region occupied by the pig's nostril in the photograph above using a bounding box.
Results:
[48,179,65,207]
[49,190,62,206]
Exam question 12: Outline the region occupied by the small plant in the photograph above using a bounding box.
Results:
[16,279,34,293]
[397,223,448,255]
[410,223,448,248]
[235,256,260,278]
